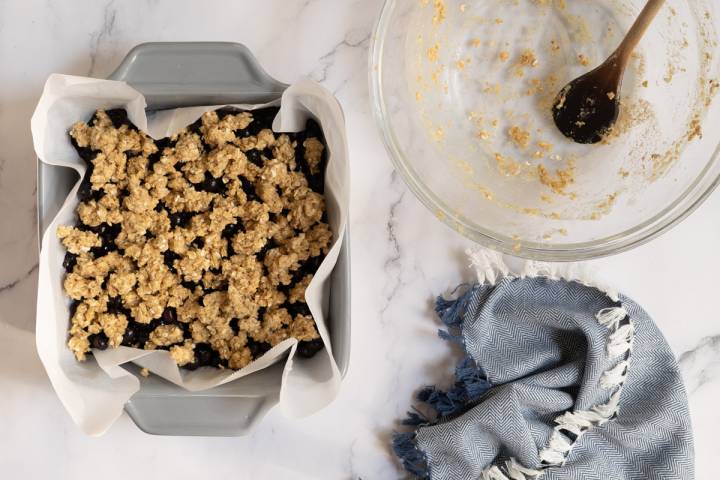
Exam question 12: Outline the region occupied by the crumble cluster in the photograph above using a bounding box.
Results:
[59,107,331,371]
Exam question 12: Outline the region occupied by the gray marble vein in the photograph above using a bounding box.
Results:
[679,335,720,394]
[87,0,118,76]
[380,171,406,318]
[0,262,38,296]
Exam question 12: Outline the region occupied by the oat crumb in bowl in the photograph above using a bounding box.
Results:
[427,44,440,62]
[499,51,510,62]
[519,49,538,67]
[537,141,553,152]
[59,108,331,370]
[432,0,447,25]
[140,368,149,377]
[508,126,530,149]
[538,162,575,195]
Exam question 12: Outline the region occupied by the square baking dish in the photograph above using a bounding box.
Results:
[36,42,351,436]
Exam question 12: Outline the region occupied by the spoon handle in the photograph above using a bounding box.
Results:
[614,0,666,63]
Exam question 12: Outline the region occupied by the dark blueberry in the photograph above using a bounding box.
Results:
[70,137,100,164]
[205,281,227,294]
[147,151,161,167]
[159,307,177,325]
[240,176,260,202]
[222,218,245,239]
[199,136,214,152]
[195,172,226,194]
[299,255,324,276]
[307,173,325,194]
[182,362,199,371]
[62,252,78,272]
[191,237,205,249]
[248,107,280,134]
[284,301,311,318]
[209,267,222,275]
[229,318,240,335]
[181,280,200,291]
[100,222,122,242]
[126,149,141,157]
[144,231,155,240]
[135,325,151,346]
[107,296,124,314]
[187,119,203,135]
[155,137,174,152]
[268,213,278,223]
[276,185,284,197]
[210,349,223,368]
[89,111,101,126]
[90,244,112,258]
[105,109,133,130]
[233,128,251,138]
[257,238,277,262]
[305,119,323,138]
[195,343,214,367]
[296,338,324,358]
[181,322,192,339]
[154,202,166,213]
[262,147,274,160]
[121,324,139,347]
[69,299,81,317]
[226,241,235,257]
[169,211,194,228]
[216,108,235,120]
[246,149,263,167]
[76,168,94,202]
[163,250,181,273]
[89,332,109,350]
[247,338,272,358]
[118,187,130,199]
[249,342,269,358]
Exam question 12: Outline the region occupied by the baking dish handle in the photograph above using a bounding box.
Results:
[109,42,289,109]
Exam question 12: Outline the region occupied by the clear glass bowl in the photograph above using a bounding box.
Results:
[371,0,720,261]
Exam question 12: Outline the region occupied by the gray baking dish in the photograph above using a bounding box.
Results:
[36,42,351,436]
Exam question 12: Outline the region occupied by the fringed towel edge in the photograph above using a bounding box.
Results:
[466,248,635,480]
[393,248,634,479]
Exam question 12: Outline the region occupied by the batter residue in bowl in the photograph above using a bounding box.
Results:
[410,0,718,231]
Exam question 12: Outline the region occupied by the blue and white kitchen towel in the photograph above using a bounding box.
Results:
[394,249,693,480]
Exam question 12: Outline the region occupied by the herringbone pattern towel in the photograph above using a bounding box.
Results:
[394,250,693,480]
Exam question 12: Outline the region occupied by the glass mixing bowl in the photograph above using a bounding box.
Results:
[371,0,720,260]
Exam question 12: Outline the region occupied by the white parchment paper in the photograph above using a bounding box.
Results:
[31,74,349,435]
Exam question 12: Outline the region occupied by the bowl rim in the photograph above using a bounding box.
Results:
[369,0,720,261]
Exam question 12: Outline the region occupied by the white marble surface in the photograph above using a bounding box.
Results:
[0,1,719,478]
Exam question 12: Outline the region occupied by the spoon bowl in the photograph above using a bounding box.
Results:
[552,55,624,144]
[552,0,666,143]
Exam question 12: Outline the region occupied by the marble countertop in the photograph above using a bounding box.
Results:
[1,1,718,478]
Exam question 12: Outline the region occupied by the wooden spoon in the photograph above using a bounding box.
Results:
[552,0,666,144]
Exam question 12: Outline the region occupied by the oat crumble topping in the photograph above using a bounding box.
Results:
[59,108,331,370]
